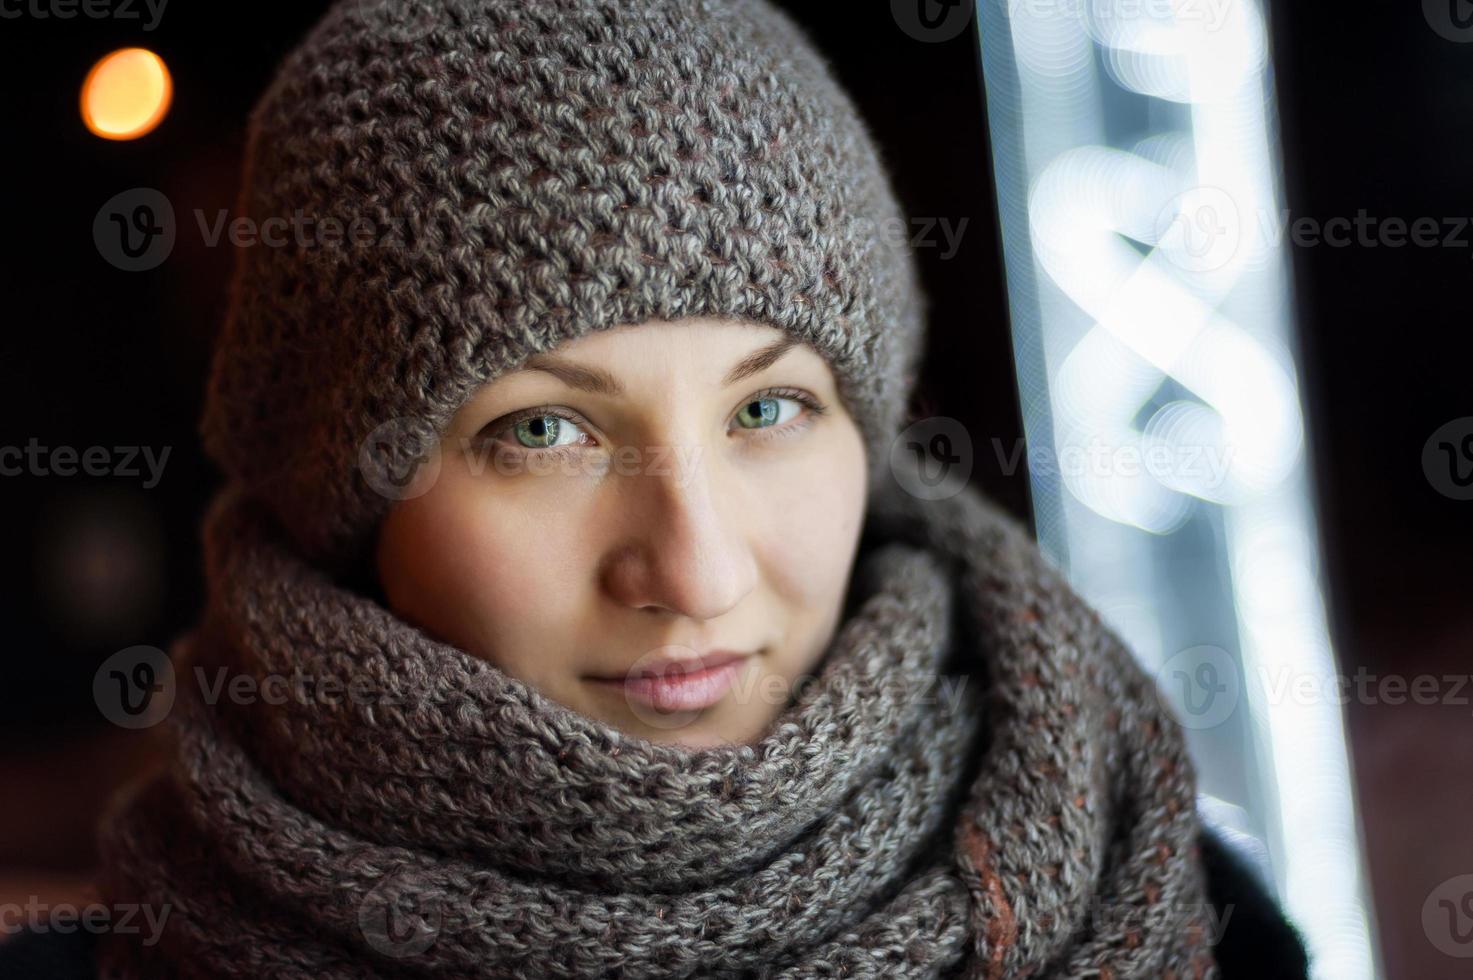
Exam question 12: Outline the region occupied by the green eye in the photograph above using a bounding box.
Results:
[734,396,799,430]
[511,415,583,449]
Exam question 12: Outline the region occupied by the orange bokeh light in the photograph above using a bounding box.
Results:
[81,48,173,141]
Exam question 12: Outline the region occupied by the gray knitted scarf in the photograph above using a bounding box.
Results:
[94,478,1219,979]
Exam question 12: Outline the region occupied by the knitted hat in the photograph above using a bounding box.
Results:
[201,0,928,572]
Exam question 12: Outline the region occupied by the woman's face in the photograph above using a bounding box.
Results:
[375,318,869,749]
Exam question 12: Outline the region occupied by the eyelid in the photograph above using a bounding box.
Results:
[479,404,592,439]
[738,386,828,418]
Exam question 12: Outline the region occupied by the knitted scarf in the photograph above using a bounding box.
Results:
[93,479,1220,979]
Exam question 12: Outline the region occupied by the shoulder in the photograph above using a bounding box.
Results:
[1200,824,1313,978]
[0,927,98,979]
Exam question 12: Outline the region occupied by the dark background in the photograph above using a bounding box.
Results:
[1,2,1470,977]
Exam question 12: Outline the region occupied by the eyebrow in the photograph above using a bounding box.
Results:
[522,336,799,395]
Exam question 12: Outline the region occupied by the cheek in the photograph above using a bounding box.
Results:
[753,428,868,607]
[376,466,587,664]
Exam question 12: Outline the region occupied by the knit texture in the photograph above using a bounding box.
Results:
[199,0,927,574]
[93,479,1220,979]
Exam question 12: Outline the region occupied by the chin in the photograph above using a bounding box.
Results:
[662,729,740,751]
[608,707,773,751]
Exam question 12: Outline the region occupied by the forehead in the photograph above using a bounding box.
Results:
[517,319,827,387]
[551,318,793,358]
[448,319,835,425]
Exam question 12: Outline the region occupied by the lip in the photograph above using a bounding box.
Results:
[588,650,753,713]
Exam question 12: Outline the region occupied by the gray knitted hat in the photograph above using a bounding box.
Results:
[201,0,927,571]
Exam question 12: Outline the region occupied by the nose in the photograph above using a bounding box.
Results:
[601,446,758,621]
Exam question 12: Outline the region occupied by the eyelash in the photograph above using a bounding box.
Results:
[481,387,828,460]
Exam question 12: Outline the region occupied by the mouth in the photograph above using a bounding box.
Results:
[586,650,754,713]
